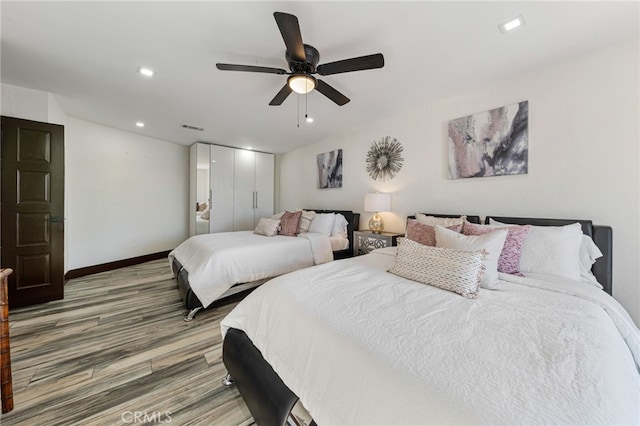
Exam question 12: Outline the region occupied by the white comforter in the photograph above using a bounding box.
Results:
[169,231,332,308]
[221,247,640,425]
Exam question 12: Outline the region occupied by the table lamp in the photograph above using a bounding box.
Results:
[364,193,391,234]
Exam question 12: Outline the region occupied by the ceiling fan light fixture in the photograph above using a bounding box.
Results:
[288,74,316,94]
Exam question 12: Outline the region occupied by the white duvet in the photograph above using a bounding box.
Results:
[169,231,332,308]
[221,247,640,425]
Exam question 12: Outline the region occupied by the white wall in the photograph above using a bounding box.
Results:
[1,83,66,125]
[278,40,640,325]
[2,83,190,272]
[66,117,189,269]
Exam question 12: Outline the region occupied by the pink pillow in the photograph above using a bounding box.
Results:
[279,210,302,236]
[463,221,531,275]
[406,219,462,246]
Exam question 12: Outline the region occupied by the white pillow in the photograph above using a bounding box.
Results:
[308,213,336,236]
[254,218,280,237]
[331,213,349,238]
[435,225,508,290]
[201,208,210,220]
[516,222,583,281]
[579,234,603,288]
[415,213,465,227]
[389,238,483,299]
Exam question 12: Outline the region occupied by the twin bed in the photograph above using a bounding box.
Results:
[169,210,359,320]
[219,214,639,425]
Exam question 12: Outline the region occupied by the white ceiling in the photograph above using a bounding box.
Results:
[1,1,638,154]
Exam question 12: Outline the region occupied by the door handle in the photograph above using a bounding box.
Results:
[255,191,258,209]
[49,216,61,223]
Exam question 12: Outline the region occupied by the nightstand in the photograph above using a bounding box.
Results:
[353,231,403,256]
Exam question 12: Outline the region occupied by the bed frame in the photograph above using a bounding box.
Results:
[221,215,613,425]
[172,210,359,321]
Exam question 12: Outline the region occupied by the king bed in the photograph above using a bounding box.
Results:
[220,214,639,425]
[170,209,359,321]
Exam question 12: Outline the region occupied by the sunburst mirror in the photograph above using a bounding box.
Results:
[365,136,404,181]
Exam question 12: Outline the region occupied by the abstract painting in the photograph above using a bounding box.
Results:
[448,101,528,179]
[317,149,343,189]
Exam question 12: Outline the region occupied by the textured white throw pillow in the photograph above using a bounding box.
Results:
[254,218,280,237]
[389,238,484,299]
[308,213,336,236]
[435,225,508,290]
[517,222,583,281]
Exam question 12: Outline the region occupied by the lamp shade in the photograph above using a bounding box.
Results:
[364,193,391,213]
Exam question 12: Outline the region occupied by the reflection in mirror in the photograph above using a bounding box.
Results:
[195,144,210,234]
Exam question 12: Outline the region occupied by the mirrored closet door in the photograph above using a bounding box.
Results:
[189,143,274,236]
[190,143,212,235]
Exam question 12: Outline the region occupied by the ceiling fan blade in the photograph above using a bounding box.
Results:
[269,84,293,106]
[216,63,288,75]
[316,80,350,106]
[273,12,306,62]
[316,53,384,76]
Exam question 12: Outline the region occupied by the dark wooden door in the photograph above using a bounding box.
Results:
[1,116,64,308]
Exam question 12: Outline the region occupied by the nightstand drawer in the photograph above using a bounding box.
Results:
[353,231,403,256]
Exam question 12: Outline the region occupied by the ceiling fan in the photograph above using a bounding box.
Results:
[216,12,385,106]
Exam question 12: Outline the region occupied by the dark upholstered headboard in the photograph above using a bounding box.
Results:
[304,209,360,260]
[407,213,481,225]
[485,216,613,295]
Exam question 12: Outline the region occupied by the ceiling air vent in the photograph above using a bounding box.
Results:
[180,124,204,131]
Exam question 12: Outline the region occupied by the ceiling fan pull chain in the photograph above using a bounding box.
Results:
[297,94,300,128]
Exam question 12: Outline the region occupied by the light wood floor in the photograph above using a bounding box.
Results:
[0,259,254,425]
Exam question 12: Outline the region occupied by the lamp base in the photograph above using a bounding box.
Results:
[369,213,385,234]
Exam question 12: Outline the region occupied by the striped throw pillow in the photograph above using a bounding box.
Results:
[298,210,316,234]
[254,218,280,237]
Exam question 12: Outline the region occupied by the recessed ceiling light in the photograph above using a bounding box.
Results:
[138,67,155,77]
[498,14,526,34]
[135,122,145,127]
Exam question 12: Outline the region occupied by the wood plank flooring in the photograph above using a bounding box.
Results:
[0,259,254,425]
